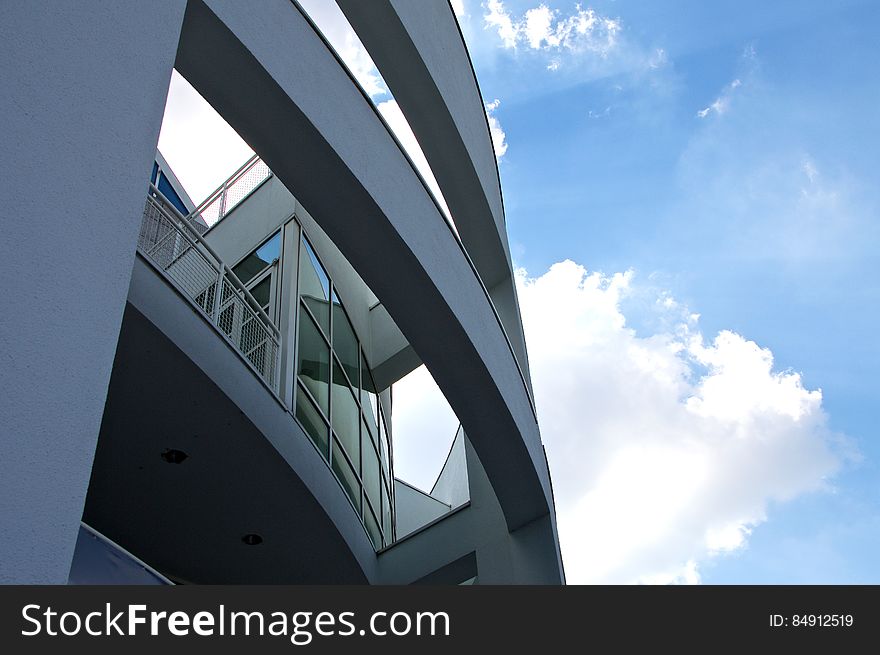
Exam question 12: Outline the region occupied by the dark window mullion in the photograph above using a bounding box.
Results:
[331,352,361,408]
[296,379,329,433]
[332,429,364,490]
[363,493,383,546]
[295,223,394,549]
[327,282,333,468]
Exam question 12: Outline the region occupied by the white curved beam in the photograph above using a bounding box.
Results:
[176,0,554,533]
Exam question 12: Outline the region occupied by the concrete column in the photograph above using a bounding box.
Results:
[0,0,187,583]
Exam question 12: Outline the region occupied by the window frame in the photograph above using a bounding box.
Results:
[292,226,395,549]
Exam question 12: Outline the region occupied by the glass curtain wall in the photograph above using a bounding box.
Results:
[231,231,281,374]
[294,233,395,549]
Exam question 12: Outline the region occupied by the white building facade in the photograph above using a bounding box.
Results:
[0,0,564,585]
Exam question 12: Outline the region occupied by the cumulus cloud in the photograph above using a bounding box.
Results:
[484,0,621,57]
[485,98,508,159]
[515,260,846,584]
[484,0,519,48]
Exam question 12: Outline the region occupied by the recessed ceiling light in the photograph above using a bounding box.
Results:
[160,448,188,464]
[242,533,263,545]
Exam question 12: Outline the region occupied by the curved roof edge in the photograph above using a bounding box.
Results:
[337,0,511,290]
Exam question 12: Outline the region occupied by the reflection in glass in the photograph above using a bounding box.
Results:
[296,385,328,458]
[382,484,391,539]
[249,276,271,309]
[293,228,396,550]
[363,440,380,521]
[379,429,389,479]
[332,360,360,471]
[379,407,391,476]
[299,237,330,334]
[364,504,382,549]
[361,352,379,441]
[332,297,359,386]
[332,436,361,512]
[234,232,280,285]
[297,308,329,414]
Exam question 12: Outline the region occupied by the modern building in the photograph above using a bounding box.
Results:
[1,0,564,585]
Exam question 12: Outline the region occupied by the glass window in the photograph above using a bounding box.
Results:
[361,417,372,475]
[293,226,395,551]
[234,232,280,285]
[381,483,392,540]
[379,426,390,478]
[157,171,189,216]
[363,440,381,522]
[297,308,330,414]
[249,276,271,309]
[331,360,360,472]
[299,237,330,334]
[379,407,391,475]
[332,298,359,386]
[332,436,361,513]
[240,277,271,360]
[296,385,328,459]
[364,503,382,549]
[360,352,379,439]
[151,161,159,184]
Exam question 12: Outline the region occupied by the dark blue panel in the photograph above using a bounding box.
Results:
[157,171,189,216]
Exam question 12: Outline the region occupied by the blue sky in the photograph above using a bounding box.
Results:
[453,0,880,582]
[160,0,879,583]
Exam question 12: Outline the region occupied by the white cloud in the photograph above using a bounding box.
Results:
[483,1,621,57]
[680,77,870,268]
[514,260,846,584]
[450,0,467,18]
[802,157,819,184]
[697,78,742,118]
[485,0,520,48]
[485,98,508,159]
[524,5,555,48]
[648,48,668,69]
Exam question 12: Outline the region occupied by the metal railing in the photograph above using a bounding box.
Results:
[188,154,271,229]
[140,187,281,392]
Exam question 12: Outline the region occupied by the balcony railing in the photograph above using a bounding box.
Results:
[188,154,271,230]
[139,188,281,392]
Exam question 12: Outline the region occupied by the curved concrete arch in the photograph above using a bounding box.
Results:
[86,257,376,583]
[335,0,534,388]
[337,0,508,286]
[175,0,555,537]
